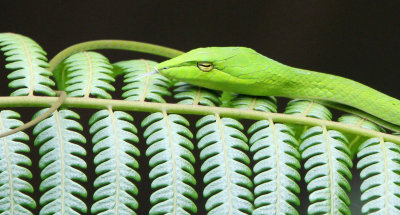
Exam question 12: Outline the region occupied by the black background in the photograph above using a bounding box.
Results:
[1,1,399,214]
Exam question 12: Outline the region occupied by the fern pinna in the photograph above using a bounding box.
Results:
[357,138,400,214]
[0,33,55,96]
[89,109,140,214]
[0,32,400,214]
[33,109,87,214]
[142,112,197,214]
[117,59,199,214]
[0,110,35,214]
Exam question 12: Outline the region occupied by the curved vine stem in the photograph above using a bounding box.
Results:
[0,91,67,137]
[0,95,399,144]
[48,40,184,72]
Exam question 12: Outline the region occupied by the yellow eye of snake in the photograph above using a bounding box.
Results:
[197,62,213,72]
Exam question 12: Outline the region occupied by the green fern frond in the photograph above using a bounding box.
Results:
[196,115,253,214]
[114,59,171,102]
[338,115,382,156]
[173,82,221,106]
[32,109,87,214]
[0,110,35,214]
[142,112,197,214]
[248,120,300,215]
[89,109,141,214]
[285,100,332,119]
[228,95,298,213]
[229,95,277,112]
[300,126,352,214]
[357,138,400,214]
[285,100,332,139]
[0,33,55,96]
[60,51,115,99]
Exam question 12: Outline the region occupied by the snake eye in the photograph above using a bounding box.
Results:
[197,62,213,72]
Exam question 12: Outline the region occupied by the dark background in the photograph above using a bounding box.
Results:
[1,1,399,214]
[1,1,399,95]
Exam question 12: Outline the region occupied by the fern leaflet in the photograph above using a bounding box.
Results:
[0,110,35,214]
[173,82,221,106]
[338,115,382,157]
[60,51,115,98]
[89,109,141,214]
[357,138,400,214]
[248,120,300,215]
[300,126,352,214]
[142,112,198,214]
[229,95,277,112]
[196,115,253,214]
[33,109,87,214]
[115,59,171,102]
[227,94,301,214]
[0,33,55,96]
[284,100,332,139]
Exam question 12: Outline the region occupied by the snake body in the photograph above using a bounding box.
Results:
[156,47,400,130]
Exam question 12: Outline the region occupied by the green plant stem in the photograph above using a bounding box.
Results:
[0,95,399,144]
[48,40,184,71]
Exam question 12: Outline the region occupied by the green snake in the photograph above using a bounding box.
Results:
[156,47,400,131]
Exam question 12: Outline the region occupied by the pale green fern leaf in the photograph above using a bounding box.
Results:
[0,33,55,96]
[248,120,300,215]
[0,110,35,214]
[196,115,253,214]
[89,109,141,215]
[300,126,352,215]
[173,82,221,106]
[338,115,382,157]
[284,100,332,139]
[32,109,87,215]
[357,138,400,214]
[142,112,197,214]
[61,51,115,98]
[285,100,332,119]
[229,95,277,112]
[229,95,301,214]
[114,59,171,102]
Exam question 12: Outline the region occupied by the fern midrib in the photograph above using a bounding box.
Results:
[348,118,365,152]
[215,113,233,214]
[109,107,121,214]
[55,110,66,214]
[247,97,257,110]
[0,115,15,213]
[322,125,335,214]
[269,118,281,214]
[139,59,151,102]
[380,137,389,214]
[13,34,35,96]
[300,101,314,117]
[193,87,202,105]
[349,136,361,153]
[163,110,178,214]
[84,52,93,98]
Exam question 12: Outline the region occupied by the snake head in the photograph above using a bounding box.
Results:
[155,47,268,93]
